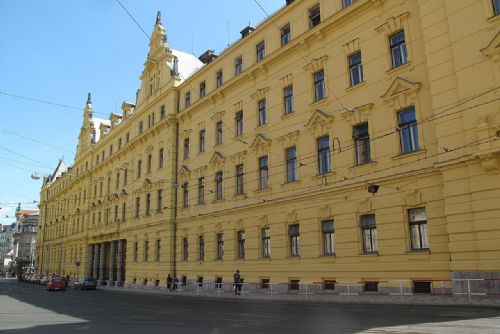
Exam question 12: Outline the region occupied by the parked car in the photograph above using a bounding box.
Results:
[47,277,66,291]
[40,276,49,285]
[74,277,97,290]
[32,275,42,285]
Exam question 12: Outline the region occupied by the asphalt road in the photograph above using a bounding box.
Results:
[1,280,500,334]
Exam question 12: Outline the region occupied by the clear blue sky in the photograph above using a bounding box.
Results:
[0,0,285,226]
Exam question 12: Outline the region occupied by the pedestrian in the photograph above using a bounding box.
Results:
[166,274,172,291]
[233,269,242,295]
[173,275,179,290]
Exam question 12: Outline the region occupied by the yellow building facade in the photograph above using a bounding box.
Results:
[36,0,500,294]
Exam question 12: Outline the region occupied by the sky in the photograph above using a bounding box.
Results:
[0,0,285,226]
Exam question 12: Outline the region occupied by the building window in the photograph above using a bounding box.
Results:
[364,281,378,292]
[235,164,244,196]
[258,99,266,127]
[116,172,120,190]
[199,81,206,97]
[182,237,188,261]
[126,132,130,143]
[145,193,151,216]
[139,121,143,134]
[235,56,243,75]
[183,138,190,159]
[281,24,291,46]
[185,91,191,108]
[413,281,431,294]
[198,235,205,261]
[289,279,300,291]
[261,227,271,257]
[133,241,138,262]
[123,168,128,185]
[156,239,161,262]
[137,160,142,178]
[494,0,500,15]
[284,85,294,115]
[235,111,243,137]
[199,130,206,153]
[323,280,336,291]
[198,177,205,205]
[216,121,223,145]
[157,189,163,213]
[144,240,149,262]
[215,171,223,200]
[261,278,270,289]
[216,233,223,260]
[147,154,152,174]
[259,156,269,189]
[360,214,378,253]
[353,123,371,165]
[256,41,265,61]
[135,197,140,218]
[398,107,419,154]
[122,203,126,221]
[314,69,326,101]
[322,220,335,255]
[159,148,164,168]
[317,136,331,175]
[349,52,363,86]
[109,145,113,156]
[390,30,408,68]
[160,105,165,119]
[114,205,118,222]
[216,70,223,87]
[343,0,357,7]
[286,146,298,182]
[289,224,300,257]
[409,208,429,250]
[118,138,122,150]
[182,183,189,208]
[237,230,245,259]
[309,4,321,28]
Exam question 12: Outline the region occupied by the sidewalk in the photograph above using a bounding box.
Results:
[97,283,500,307]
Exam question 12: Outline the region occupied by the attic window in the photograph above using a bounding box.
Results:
[309,4,321,28]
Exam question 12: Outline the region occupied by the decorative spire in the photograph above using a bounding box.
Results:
[86,92,92,105]
[156,11,162,25]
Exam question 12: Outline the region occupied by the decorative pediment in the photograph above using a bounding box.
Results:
[146,145,154,153]
[209,151,226,166]
[358,198,372,213]
[319,205,332,219]
[195,166,207,178]
[287,210,298,223]
[404,189,422,206]
[305,109,333,136]
[230,151,247,165]
[233,100,243,112]
[303,55,328,73]
[142,178,152,188]
[375,12,410,35]
[481,31,500,64]
[250,133,271,148]
[180,129,192,139]
[120,189,127,196]
[381,77,421,110]
[341,103,374,125]
[210,110,225,122]
[277,130,300,147]
[343,38,360,55]
[280,73,293,88]
[178,165,191,177]
[250,87,269,101]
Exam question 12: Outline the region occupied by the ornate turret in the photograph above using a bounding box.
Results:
[75,93,95,159]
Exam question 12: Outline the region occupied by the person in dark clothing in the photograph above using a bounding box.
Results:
[166,274,172,291]
[233,270,242,295]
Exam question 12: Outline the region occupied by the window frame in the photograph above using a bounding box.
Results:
[198,177,205,205]
[199,129,206,153]
[215,171,223,200]
[216,233,224,260]
[314,69,326,101]
[235,164,245,196]
[408,207,429,251]
[256,40,266,62]
[284,85,294,115]
[258,99,267,127]
[199,81,206,98]
[235,110,244,137]
[289,224,300,257]
[390,30,408,68]
[353,123,371,165]
[259,155,269,189]
[216,70,223,87]
[183,137,190,159]
[182,182,189,208]
[349,51,363,86]
[398,107,419,154]
[495,0,500,15]
[198,235,205,261]
[322,220,335,256]
[185,91,191,108]
[216,121,223,145]
[182,237,188,261]
[262,227,271,258]
[237,230,245,259]
[360,214,378,253]
[280,24,291,46]
[317,136,331,175]
[235,56,243,75]
[308,4,321,28]
[286,146,298,183]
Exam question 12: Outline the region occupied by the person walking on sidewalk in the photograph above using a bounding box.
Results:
[233,270,242,295]
[166,274,172,291]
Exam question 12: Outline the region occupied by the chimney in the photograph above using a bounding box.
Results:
[240,26,255,38]
[199,50,218,64]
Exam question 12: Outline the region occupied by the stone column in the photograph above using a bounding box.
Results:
[108,241,116,285]
[116,240,124,286]
[87,244,94,278]
[98,242,106,284]
[92,244,100,280]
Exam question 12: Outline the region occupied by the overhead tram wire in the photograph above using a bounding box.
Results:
[114,0,151,41]
[0,129,75,155]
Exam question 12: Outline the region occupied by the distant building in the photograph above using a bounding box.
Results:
[12,204,38,273]
[0,223,15,273]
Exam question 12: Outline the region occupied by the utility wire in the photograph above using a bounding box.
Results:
[114,0,151,41]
